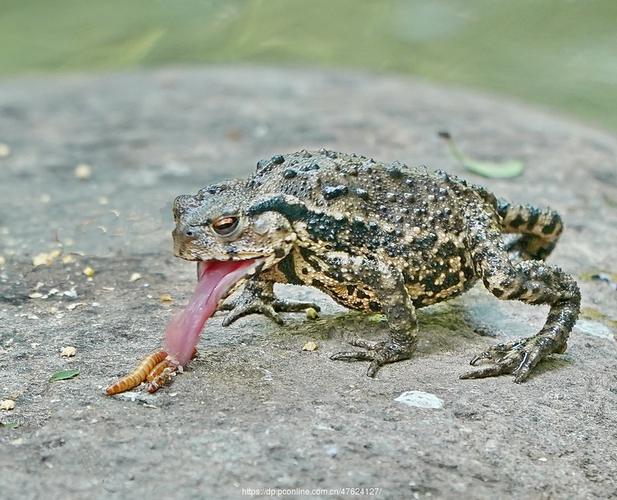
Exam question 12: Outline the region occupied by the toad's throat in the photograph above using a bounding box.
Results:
[163,258,262,365]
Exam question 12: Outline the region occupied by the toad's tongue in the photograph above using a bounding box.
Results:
[164,259,259,365]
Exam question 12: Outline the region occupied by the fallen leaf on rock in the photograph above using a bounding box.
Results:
[0,421,20,429]
[159,293,173,303]
[302,341,319,351]
[129,272,142,282]
[49,369,80,382]
[60,346,77,357]
[438,130,524,179]
[0,399,16,411]
[83,266,95,277]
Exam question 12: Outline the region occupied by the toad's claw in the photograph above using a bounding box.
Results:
[219,297,321,327]
[460,336,566,383]
[330,338,414,378]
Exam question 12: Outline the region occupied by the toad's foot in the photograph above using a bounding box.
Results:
[460,335,566,383]
[219,294,320,327]
[218,278,320,326]
[330,338,415,378]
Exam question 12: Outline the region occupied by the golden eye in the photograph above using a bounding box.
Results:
[212,216,239,236]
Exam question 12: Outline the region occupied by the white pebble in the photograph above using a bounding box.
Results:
[395,390,444,409]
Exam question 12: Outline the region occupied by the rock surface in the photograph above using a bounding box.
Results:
[0,67,616,499]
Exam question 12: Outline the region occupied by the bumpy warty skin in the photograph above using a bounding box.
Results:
[172,149,580,381]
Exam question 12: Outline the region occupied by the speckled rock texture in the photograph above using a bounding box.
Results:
[0,67,616,499]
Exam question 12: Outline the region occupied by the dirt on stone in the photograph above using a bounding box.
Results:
[0,67,616,499]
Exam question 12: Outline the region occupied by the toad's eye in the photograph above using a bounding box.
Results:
[212,216,240,236]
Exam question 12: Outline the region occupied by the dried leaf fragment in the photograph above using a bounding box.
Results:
[61,346,77,357]
[302,341,319,352]
[83,266,95,277]
[129,272,142,282]
[0,400,15,411]
[159,293,173,303]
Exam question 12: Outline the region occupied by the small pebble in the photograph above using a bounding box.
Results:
[129,272,142,282]
[0,399,15,411]
[61,346,77,357]
[302,341,318,351]
[0,143,10,158]
[74,163,93,180]
[305,307,319,320]
[395,390,444,409]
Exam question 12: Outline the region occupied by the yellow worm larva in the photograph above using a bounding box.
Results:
[105,350,168,396]
[146,348,198,393]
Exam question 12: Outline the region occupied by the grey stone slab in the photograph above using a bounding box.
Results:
[0,66,616,499]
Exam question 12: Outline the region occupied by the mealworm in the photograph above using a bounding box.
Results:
[105,350,168,396]
[146,348,198,393]
[146,365,176,394]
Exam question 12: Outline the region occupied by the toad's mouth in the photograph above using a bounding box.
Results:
[163,258,264,365]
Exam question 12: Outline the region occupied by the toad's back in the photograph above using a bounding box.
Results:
[248,149,495,308]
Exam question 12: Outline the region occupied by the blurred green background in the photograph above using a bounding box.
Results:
[2,0,616,131]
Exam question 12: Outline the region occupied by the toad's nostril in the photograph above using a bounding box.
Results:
[173,225,197,242]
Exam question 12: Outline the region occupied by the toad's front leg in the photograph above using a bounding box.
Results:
[218,277,320,326]
[329,259,418,377]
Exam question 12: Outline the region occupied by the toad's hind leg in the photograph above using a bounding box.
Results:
[461,222,580,383]
[497,202,563,261]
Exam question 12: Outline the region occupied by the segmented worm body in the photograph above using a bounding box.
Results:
[105,350,168,395]
[146,348,197,393]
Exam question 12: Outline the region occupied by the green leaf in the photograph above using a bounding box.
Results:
[49,369,80,382]
[462,157,524,179]
[438,130,524,179]
[0,421,20,429]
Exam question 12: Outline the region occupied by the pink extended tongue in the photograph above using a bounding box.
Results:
[163,259,258,365]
